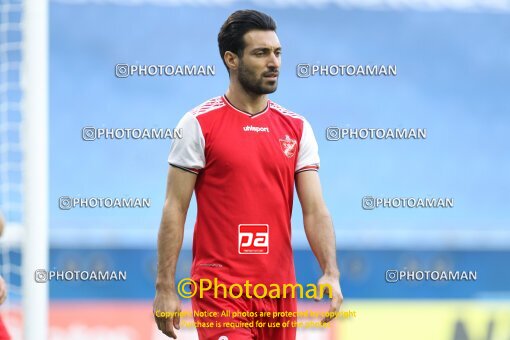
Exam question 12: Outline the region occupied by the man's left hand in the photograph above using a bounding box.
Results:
[315,274,343,324]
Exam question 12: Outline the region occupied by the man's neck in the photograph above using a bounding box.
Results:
[225,85,268,115]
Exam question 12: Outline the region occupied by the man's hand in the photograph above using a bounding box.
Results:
[0,276,7,305]
[315,273,343,324]
[0,212,4,237]
[153,289,182,339]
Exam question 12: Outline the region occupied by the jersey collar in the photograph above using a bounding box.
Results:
[222,95,270,119]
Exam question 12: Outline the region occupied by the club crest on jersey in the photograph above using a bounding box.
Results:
[279,135,297,158]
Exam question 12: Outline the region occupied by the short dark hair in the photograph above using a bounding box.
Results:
[218,10,277,71]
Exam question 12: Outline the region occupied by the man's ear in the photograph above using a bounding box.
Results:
[224,51,239,72]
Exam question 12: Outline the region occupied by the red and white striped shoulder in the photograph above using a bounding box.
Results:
[269,101,304,120]
[188,96,225,117]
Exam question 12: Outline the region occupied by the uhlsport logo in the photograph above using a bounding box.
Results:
[238,224,269,254]
[279,135,297,158]
[243,125,269,133]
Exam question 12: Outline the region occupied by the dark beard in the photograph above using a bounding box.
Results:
[238,61,278,95]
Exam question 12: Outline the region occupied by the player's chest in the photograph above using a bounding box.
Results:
[203,116,300,173]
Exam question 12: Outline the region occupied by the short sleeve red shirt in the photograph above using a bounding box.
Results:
[168,96,320,286]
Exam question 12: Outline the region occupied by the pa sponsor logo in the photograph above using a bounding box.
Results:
[238,224,269,254]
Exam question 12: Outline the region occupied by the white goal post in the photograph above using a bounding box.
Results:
[21,0,49,339]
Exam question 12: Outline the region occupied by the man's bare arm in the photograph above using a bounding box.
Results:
[296,170,343,323]
[153,166,197,339]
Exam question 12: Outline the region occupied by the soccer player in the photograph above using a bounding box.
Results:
[0,213,11,340]
[153,9,343,340]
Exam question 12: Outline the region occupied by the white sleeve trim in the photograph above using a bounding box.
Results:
[295,119,320,172]
[167,111,205,171]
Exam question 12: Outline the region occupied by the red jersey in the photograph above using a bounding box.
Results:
[168,96,320,286]
[0,316,10,340]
